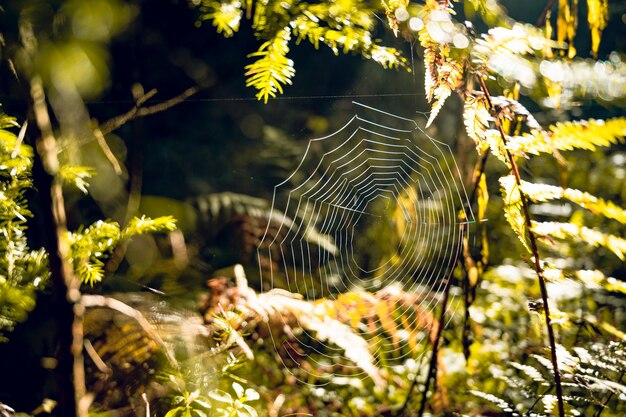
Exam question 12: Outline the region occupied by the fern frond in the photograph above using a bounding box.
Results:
[244,290,385,386]
[473,23,552,69]
[532,221,626,260]
[370,45,406,69]
[499,175,531,252]
[519,179,626,223]
[485,129,513,167]
[490,96,541,130]
[418,2,465,127]
[426,59,463,127]
[317,286,435,355]
[290,11,406,69]
[203,270,437,388]
[507,117,626,156]
[543,266,626,294]
[510,361,548,383]
[244,28,295,103]
[420,43,464,126]
[470,390,519,415]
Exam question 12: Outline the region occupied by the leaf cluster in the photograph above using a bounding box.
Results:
[192,0,407,101]
[0,114,48,342]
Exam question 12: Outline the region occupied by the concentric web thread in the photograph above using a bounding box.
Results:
[256,102,474,385]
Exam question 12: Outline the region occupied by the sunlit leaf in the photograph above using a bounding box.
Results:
[586,0,609,57]
[532,221,626,260]
[499,175,531,252]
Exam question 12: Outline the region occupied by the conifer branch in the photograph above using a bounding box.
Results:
[478,76,565,417]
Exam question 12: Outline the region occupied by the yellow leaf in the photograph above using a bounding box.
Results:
[425,59,463,127]
[557,0,578,58]
[520,180,626,224]
[532,221,626,260]
[463,93,491,153]
[587,0,609,57]
[486,129,511,167]
[499,175,531,253]
[507,117,626,156]
[477,172,489,222]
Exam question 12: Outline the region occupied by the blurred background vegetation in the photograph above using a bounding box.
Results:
[0,0,624,416]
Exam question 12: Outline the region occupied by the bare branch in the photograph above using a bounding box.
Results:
[93,126,123,175]
[99,85,203,135]
[536,0,557,27]
[81,294,178,367]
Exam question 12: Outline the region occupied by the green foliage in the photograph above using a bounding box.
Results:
[520,179,626,224]
[474,341,626,416]
[193,0,407,101]
[0,1,625,416]
[70,216,177,286]
[508,117,626,156]
[59,165,95,194]
[244,28,294,103]
[0,113,48,342]
[207,382,259,417]
[165,386,212,417]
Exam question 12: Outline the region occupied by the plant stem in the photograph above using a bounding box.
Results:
[536,0,558,27]
[414,273,452,417]
[30,76,86,417]
[397,148,489,417]
[478,76,565,417]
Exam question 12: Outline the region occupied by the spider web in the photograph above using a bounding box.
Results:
[256,101,473,384]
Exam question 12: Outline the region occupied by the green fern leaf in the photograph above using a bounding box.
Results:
[532,221,626,260]
[507,117,626,156]
[500,175,531,252]
[520,180,626,224]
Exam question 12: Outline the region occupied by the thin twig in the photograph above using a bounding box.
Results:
[478,76,565,417]
[30,76,85,417]
[83,339,111,377]
[462,151,490,360]
[99,85,203,135]
[397,148,489,417]
[414,272,453,417]
[93,126,123,175]
[141,393,150,417]
[525,385,554,416]
[595,371,624,417]
[104,106,146,275]
[536,0,557,27]
[81,294,178,367]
